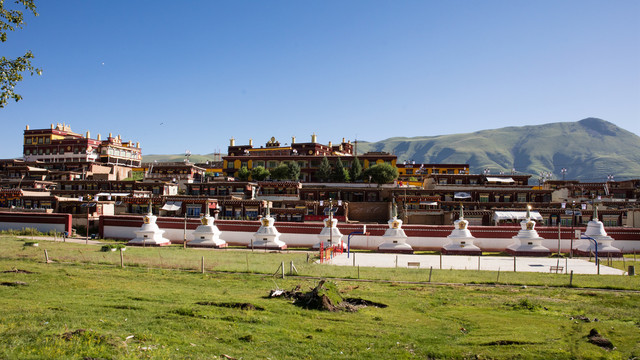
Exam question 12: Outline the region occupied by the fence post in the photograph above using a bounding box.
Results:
[513,256,517,272]
[357,265,360,279]
[281,261,285,279]
[44,249,49,264]
[395,255,398,268]
[439,253,442,270]
[246,253,250,272]
[428,266,433,282]
[496,268,500,283]
[477,256,481,271]
[569,270,574,286]
[120,248,124,268]
[201,256,205,274]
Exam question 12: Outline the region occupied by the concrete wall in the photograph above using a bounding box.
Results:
[100,215,640,252]
[0,212,72,234]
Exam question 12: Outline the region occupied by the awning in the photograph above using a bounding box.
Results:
[95,192,131,201]
[161,201,182,211]
[486,177,515,183]
[454,192,472,199]
[419,201,438,206]
[493,211,543,221]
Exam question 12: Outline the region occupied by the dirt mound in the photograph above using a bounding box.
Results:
[270,280,387,312]
[587,329,614,350]
[2,268,34,274]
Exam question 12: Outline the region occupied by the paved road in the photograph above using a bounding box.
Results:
[329,252,627,275]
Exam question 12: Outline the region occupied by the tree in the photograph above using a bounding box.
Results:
[1,0,41,108]
[332,157,349,182]
[350,156,362,182]
[287,161,300,181]
[316,156,332,182]
[236,166,250,181]
[363,163,398,186]
[250,166,270,181]
[270,164,290,180]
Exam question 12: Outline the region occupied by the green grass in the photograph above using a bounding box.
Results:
[1,236,640,359]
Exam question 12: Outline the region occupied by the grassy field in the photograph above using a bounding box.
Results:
[1,236,639,359]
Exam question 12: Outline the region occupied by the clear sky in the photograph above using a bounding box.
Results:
[2,0,639,158]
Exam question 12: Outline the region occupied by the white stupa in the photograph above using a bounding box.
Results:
[187,212,227,248]
[505,205,551,256]
[441,205,482,255]
[378,200,414,254]
[128,204,171,247]
[574,205,621,257]
[313,216,345,250]
[250,207,287,250]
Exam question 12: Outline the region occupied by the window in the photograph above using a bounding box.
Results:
[268,161,277,168]
[38,137,43,144]
[25,149,30,155]
[479,194,489,202]
[438,179,447,185]
[187,205,201,217]
[227,161,234,169]
[406,169,413,175]
[455,179,463,185]
[517,193,527,202]
[45,137,50,144]
[560,218,572,226]
[25,138,32,144]
[45,148,50,155]
[254,160,265,168]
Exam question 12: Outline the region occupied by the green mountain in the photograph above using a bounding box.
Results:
[355,118,640,181]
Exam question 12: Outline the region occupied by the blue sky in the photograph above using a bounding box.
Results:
[2,0,639,158]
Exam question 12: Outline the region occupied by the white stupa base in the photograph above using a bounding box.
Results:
[128,232,171,247]
[187,225,228,248]
[249,236,287,250]
[505,238,550,257]
[378,240,414,254]
[574,240,622,257]
[441,240,482,255]
[188,238,228,248]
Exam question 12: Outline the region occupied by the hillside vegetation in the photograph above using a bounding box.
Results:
[356,118,640,181]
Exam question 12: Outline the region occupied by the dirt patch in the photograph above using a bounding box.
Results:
[482,340,539,346]
[270,280,387,312]
[196,302,264,311]
[1,281,27,287]
[60,329,110,346]
[587,329,614,350]
[2,268,34,274]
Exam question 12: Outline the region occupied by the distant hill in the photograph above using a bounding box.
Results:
[143,118,640,181]
[355,118,640,181]
[143,153,221,164]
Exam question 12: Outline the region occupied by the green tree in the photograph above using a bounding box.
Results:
[287,161,300,181]
[350,156,362,182]
[316,156,332,182]
[250,166,270,181]
[270,164,290,180]
[1,0,41,108]
[332,157,349,182]
[236,166,250,181]
[363,163,398,186]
